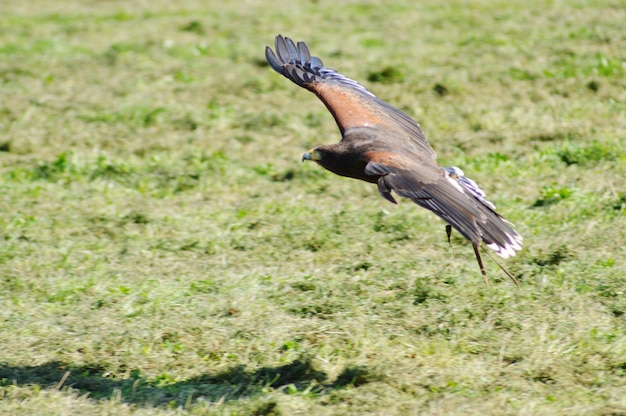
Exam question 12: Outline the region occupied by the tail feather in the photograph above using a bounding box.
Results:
[379,164,523,259]
[443,166,522,258]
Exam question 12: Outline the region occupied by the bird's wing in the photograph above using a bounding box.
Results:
[265,35,436,159]
[363,151,522,259]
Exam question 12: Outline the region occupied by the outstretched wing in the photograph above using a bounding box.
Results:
[364,152,522,259]
[265,35,436,159]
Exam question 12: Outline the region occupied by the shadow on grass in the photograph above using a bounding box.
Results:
[0,358,376,408]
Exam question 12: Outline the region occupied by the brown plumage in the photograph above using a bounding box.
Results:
[265,35,522,286]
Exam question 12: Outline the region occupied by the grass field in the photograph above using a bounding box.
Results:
[1,0,625,414]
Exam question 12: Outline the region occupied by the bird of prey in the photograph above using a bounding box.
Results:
[265,35,522,286]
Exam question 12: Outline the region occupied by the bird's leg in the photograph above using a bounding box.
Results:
[486,250,520,288]
[445,224,456,260]
[472,243,489,288]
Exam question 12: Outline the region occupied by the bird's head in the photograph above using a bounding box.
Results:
[301,144,360,179]
[300,144,362,180]
[302,148,323,163]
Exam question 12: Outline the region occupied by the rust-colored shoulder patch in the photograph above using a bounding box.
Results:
[364,150,442,183]
[363,150,414,170]
[311,83,385,132]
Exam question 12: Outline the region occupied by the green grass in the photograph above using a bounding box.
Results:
[1,0,625,414]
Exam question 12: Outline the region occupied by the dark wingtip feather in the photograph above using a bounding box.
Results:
[310,56,323,69]
[275,34,290,63]
[297,41,311,65]
[265,46,282,74]
[284,36,299,62]
[266,34,376,98]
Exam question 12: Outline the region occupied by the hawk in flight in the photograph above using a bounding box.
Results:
[265,35,522,286]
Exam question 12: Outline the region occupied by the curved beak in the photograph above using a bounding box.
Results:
[302,151,312,162]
